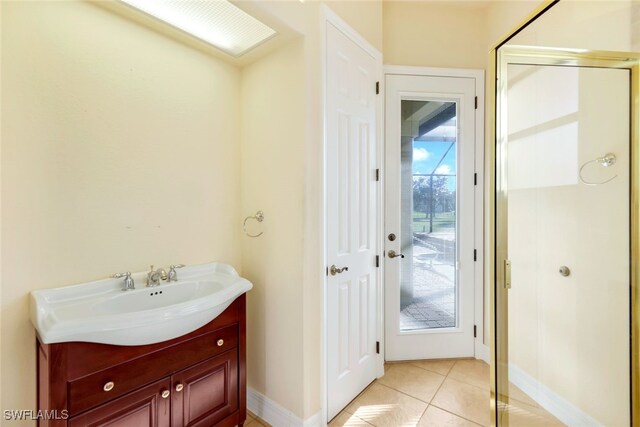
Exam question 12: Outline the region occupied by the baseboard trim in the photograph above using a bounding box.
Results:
[508,364,602,427]
[475,342,490,363]
[303,411,322,427]
[247,387,322,427]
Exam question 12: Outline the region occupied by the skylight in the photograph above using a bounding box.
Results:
[120,0,277,57]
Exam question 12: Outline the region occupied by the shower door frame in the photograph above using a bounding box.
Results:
[493,46,640,426]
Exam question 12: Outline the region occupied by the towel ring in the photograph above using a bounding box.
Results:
[243,211,264,238]
[579,153,617,186]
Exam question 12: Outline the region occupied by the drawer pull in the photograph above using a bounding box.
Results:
[161,390,170,399]
[175,383,184,392]
[103,381,115,392]
[217,339,224,347]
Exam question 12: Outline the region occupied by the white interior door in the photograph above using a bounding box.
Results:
[384,74,476,361]
[326,21,379,421]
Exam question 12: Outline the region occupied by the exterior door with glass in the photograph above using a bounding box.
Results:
[385,73,477,360]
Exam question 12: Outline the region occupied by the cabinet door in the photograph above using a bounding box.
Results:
[172,349,238,427]
[69,378,170,427]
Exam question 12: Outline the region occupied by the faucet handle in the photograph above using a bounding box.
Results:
[168,264,185,282]
[112,272,135,291]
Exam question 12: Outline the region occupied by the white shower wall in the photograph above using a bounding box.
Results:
[506,65,630,426]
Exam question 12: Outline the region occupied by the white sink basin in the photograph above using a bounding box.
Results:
[30,262,252,346]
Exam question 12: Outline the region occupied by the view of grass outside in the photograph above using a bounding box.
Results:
[412,174,456,234]
[412,211,455,233]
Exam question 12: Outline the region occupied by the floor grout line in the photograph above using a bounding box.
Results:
[341,359,492,427]
[416,403,429,426]
[407,361,455,377]
[429,360,491,426]
[372,381,435,405]
[427,373,447,405]
[429,402,487,427]
[443,374,491,393]
[333,411,375,426]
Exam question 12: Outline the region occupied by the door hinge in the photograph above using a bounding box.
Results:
[376,341,380,354]
[474,173,477,186]
[326,266,329,276]
[474,96,478,109]
[505,259,512,289]
[474,325,477,338]
[473,249,477,262]
[375,168,380,181]
[375,255,380,267]
[376,81,380,95]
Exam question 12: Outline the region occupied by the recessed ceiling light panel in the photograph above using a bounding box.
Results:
[120,0,277,57]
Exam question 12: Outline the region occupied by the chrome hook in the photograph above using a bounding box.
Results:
[243,210,264,238]
[579,153,618,186]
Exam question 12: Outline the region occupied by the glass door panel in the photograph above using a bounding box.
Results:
[496,56,631,426]
[399,100,458,332]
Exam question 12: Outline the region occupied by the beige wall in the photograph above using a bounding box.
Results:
[485,0,547,49]
[325,0,383,52]
[508,0,636,51]
[383,1,488,69]
[240,38,306,417]
[1,1,241,422]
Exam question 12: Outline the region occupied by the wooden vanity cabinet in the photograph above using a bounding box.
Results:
[37,294,247,427]
[68,378,171,427]
[171,349,238,427]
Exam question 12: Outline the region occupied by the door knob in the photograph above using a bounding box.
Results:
[161,390,170,399]
[330,265,349,275]
[388,250,405,259]
[175,383,184,392]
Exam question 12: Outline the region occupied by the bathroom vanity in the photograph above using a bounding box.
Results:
[36,294,247,427]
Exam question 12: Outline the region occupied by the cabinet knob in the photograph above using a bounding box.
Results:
[103,381,115,392]
[161,390,170,399]
[175,383,184,392]
[217,339,224,347]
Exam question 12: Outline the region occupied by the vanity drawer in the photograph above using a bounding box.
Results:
[68,323,238,415]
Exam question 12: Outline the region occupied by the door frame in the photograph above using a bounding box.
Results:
[493,45,640,426]
[382,65,486,362]
[320,6,383,425]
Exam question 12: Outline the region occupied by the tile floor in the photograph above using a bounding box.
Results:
[246,359,563,426]
[245,410,270,427]
[329,359,563,427]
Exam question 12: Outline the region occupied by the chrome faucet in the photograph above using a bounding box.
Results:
[146,265,167,287]
[168,264,185,282]
[113,272,135,291]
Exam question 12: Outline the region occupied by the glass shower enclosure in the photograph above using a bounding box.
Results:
[494,46,638,426]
